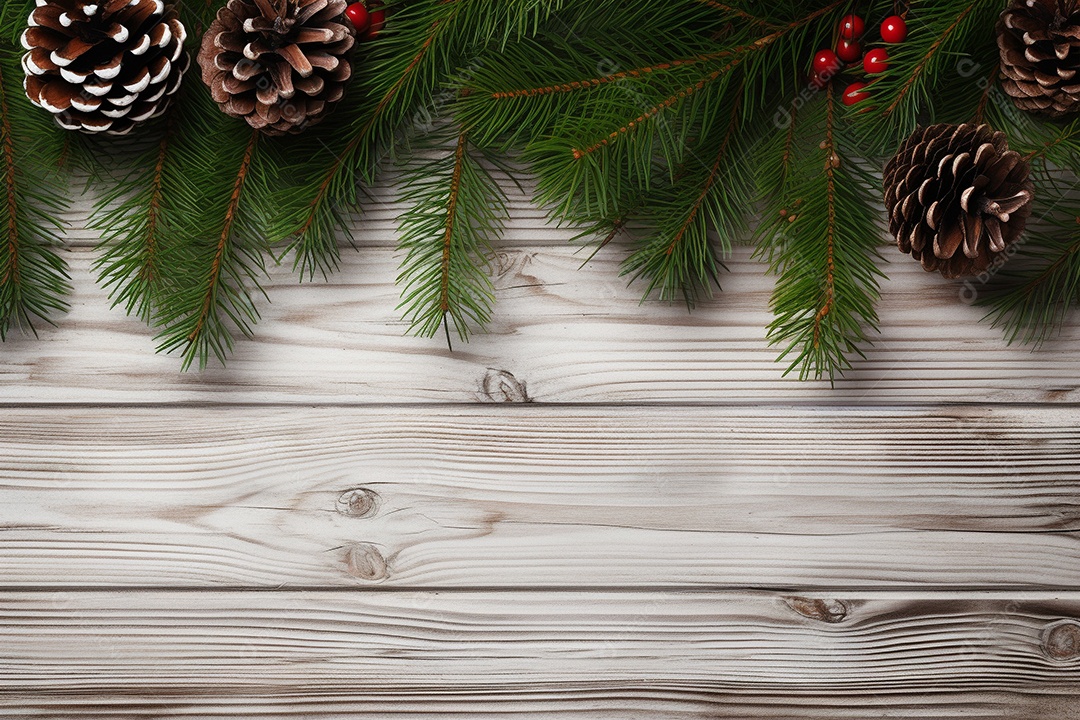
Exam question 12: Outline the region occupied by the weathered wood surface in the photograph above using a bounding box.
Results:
[3,188,1079,717]
[2,591,1079,718]
[1,405,1077,589]
[1,246,1079,404]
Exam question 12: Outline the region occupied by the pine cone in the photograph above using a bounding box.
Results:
[884,124,1034,279]
[198,0,356,135]
[21,0,189,135]
[998,0,1080,117]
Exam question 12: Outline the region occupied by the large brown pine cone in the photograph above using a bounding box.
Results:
[21,0,189,135]
[198,0,355,135]
[998,0,1080,117]
[884,124,1035,279]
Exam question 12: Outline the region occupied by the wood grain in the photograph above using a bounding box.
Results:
[1,405,1077,589]
[1,245,1078,404]
[1,591,1078,717]
[8,693,1079,720]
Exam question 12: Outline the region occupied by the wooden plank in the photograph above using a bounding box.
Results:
[1,405,1077,589]
[1,246,1078,404]
[8,693,1078,720]
[2,591,1078,718]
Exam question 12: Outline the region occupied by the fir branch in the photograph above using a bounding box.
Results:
[813,90,839,349]
[0,45,70,339]
[569,195,646,269]
[1024,134,1076,165]
[299,32,438,225]
[281,0,459,279]
[758,99,799,200]
[2,69,17,276]
[186,130,259,351]
[569,2,843,159]
[152,92,271,370]
[438,134,469,318]
[622,90,747,303]
[397,129,506,342]
[92,120,173,322]
[756,86,885,381]
[526,0,846,223]
[283,0,738,280]
[457,13,733,152]
[1018,118,1080,175]
[570,58,742,160]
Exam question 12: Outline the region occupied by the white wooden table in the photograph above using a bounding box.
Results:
[2,183,1079,718]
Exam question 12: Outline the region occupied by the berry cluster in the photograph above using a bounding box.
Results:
[345,1,385,40]
[810,13,908,105]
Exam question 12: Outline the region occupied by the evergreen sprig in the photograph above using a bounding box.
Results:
[756,86,884,381]
[0,40,70,339]
[91,119,175,323]
[277,0,579,287]
[396,129,505,342]
[86,0,276,369]
[620,84,754,305]
[150,94,270,370]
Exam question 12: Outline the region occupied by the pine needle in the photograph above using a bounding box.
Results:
[0,43,70,339]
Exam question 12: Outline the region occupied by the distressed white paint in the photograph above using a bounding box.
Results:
[1,199,1078,717]
[0,405,1078,589]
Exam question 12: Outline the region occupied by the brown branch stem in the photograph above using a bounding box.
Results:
[0,63,18,288]
[440,133,468,314]
[813,84,837,349]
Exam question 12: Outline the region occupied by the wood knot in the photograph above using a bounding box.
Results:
[1042,620,1080,661]
[336,488,380,518]
[344,543,388,582]
[784,597,848,624]
[481,369,530,403]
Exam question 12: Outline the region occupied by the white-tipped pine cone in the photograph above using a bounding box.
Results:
[21,0,189,135]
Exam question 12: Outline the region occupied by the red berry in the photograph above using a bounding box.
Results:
[363,0,385,40]
[881,15,908,43]
[839,14,865,40]
[863,48,889,74]
[813,49,842,77]
[842,81,870,106]
[344,2,369,33]
[836,37,862,63]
